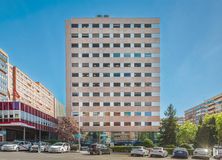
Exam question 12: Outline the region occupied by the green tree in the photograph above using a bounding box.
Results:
[215,113,222,145]
[143,138,154,148]
[159,104,177,146]
[177,121,197,145]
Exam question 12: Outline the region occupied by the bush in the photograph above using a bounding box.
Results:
[111,146,134,152]
[180,143,193,149]
[142,138,154,148]
[165,144,176,148]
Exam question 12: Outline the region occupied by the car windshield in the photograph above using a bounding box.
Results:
[153,147,163,150]
[174,148,186,151]
[196,148,208,152]
[53,143,63,146]
[10,141,22,144]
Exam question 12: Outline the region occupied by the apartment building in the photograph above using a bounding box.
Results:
[0,49,65,141]
[66,16,160,140]
[0,49,8,101]
[185,93,222,124]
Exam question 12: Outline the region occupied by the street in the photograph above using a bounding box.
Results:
[0,152,216,160]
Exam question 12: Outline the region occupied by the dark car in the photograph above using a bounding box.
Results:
[172,147,189,159]
[88,143,111,155]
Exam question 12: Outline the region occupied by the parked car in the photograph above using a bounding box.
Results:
[172,147,189,159]
[1,141,31,151]
[48,142,70,153]
[29,141,49,152]
[213,146,222,159]
[192,148,211,160]
[0,142,8,150]
[88,143,111,155]
[130,146,149,157]
[150,147,168,157]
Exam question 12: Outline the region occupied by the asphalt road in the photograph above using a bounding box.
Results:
[0,151,216,160]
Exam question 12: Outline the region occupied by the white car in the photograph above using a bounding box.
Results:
[48,142,70,153]
[29,142,49,152]
[131,146,149,157]
[150,147,168,157]
[192,148,211,160]
[1,141,31,151]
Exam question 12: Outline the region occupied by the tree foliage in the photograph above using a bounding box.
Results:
[56,117,79,142]
[142,138,154,148]
[159,104,177,146]
[177,121,197,145]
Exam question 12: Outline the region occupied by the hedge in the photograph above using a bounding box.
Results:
[111,146,134,152]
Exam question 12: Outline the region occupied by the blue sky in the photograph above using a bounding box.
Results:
[1,0,222,117]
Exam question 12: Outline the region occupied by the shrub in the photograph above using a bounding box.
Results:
[180,143,193,149]
[165,144,176,148]
[142,138,154,148]
[111,146,134,152]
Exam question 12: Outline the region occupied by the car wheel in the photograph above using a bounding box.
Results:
[150,154,153,157]
[16,147,19,152]
[99,151,102,155]
[90,152,93,155]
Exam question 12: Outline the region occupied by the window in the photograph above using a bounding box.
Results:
[93,73,99,77]
[71,33,78,38]
[145,82,152,86]
[124,24,131,28]
[144,34,151,38]
[135,112,141,116]
[71,24,78,28]
[83,83,89,87]
[145,122,152,126]
[124,83,131,87]
[93,102,100,106]
[72,112,79,116]
[82,33,89,38]
[103,53,110,57]
[113,24,120,28]
[134,24,141,28]
[82,43,89,48]
[103,34,110,38]
[114,122,121,126]
[72,102,79,106]
[114,102,121,106]
[145,112,151,116]
[124,43,131,47]
[104,112,110,116]
[124,122,131,126]
[103,73,110,77]
[114,112,120,116]
[134,53,141,57]
[82,24,89,28]
[145,73,152,77]
[124,112,131,116]
[135,102,141,106]
[83,102,90,106]
[82,53,89,57]
[145,92,151,96]
[134,34,141,38]
[72,43,78,48]
[82,63,89,67]
[72,83,79,87]
[113,34,120,38]
[124,102,131,106]
[83,122,89,126]
[134,43,141,48]
[104,122,110,126]
[93,53,100,57]
[103,92,110,96]
[124,73,131,77]
[103,43,110,48]
[145,43,151,47]
[93,43,99,48]
[113,43,120,48]
[114,83,120,87]
[114,92,120,96]
[93,122,100,126]
[93,63,100,67]
[72,73,79,77]
[124,92,131,96]
[124,34,131,38]
[124,63,131,67]
[103,102,110,106]
[92,33,99,38]
[134,73,141,77]
[103,83,110,87]
[103,24,110,28]
[82,73,89,77]
[114,73,120,77]
[135,122,141,126]
[134,63,141,67]
[72,63,78,67]
[135,92,141,96]
[92,24,99,28]
[134,83,141,87]
[93,83,100,87]
[103,63,110,67]
[72,92,78,96]
[145,102,151,106]
[83,92,89,97]
[145,63,152,67]
[113,63,120,67]
[93,112,100,116]
[72,53,78,57]
[113,53,120,57]
[145,53,152,57]
[145,24,151,28]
